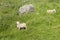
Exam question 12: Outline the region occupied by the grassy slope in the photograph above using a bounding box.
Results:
[0,0,60,40]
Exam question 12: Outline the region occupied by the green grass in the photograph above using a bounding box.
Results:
[0,0,60,40]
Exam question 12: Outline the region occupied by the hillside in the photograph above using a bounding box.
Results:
[0,0,60,40]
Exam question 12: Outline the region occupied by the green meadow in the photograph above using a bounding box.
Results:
[0,0,60,40]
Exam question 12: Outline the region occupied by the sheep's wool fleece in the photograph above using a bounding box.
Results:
[19,4,34,14]
[47,9,56,13]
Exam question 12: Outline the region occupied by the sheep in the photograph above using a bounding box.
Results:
[16,21,27,30]
[19,4,34,15]
[47,9,56,14]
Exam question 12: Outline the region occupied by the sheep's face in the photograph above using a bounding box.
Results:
[53,9,56,12]
[16,21,20,25]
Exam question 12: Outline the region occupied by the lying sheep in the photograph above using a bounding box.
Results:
[19,4,34,15]
[16,21,27,30]
[47,9,56,14]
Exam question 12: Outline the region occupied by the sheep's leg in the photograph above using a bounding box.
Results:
[24,27,27,30]
[23,27,26,29]
[18,27,21,30]
[17,27,19,30]
[23,27,27,30]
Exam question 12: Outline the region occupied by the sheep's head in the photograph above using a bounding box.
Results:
[16,21,20,25]
[53,9,56,12]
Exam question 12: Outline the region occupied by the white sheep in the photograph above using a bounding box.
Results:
[16,21,27,30]
[47,9,56,14]
[19,4,34,14]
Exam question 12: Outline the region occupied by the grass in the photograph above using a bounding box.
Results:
[0,0,60,40]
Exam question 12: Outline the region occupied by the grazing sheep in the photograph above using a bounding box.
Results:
[19,4,34,14]
[47,9,56,14]
[16,21,27,30]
